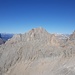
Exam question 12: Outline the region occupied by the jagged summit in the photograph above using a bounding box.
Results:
[28,27,47,32]
[27,27,49,37]
[5,27,50,44]
[5,27,61,46]
[5,27,70,47]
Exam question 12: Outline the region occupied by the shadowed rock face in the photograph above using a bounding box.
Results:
[0,28,75,75]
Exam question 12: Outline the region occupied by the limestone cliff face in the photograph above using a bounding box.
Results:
[0,28,75,75]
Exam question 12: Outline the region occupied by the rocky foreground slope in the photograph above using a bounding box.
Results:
[0,28,75,75]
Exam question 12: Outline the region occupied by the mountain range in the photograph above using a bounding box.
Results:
[0,33,13,45]
[0,27,75,75]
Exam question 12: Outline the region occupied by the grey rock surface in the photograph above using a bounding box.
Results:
[0,27,75,75]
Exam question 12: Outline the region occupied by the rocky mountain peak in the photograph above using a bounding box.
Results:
[5,27,50,44]
[5,27,64,46]
[28,27,48,36]
[0,28,75,75]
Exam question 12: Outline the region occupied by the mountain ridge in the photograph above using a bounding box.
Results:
[0,27,75,75]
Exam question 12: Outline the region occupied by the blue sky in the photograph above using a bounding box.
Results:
[0,0,75,34]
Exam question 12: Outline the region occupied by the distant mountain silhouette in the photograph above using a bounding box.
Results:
[0,33,14,45]
[0,33,1,38]
[1,33,14,41]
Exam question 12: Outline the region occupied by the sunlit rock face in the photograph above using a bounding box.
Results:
[0,28,75,75]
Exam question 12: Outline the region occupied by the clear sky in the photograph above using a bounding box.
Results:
[0,0,75,34]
